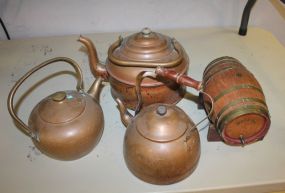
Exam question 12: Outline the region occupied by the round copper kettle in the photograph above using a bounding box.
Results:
[78,27,189,110]
[7,57,104,160]
[115,71,200,185]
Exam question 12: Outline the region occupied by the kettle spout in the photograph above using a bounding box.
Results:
[88,77,103,102]
[115,98,133,127]
[78,35,108,80]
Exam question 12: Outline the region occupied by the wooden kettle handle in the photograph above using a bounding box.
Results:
[155,66,202,91]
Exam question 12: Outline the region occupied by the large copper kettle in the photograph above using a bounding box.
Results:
[79,27,189,110]
[7,57,104,160]
[115,71,200,185]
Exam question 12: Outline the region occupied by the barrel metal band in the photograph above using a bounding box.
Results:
[214,97,268,129]
[203,56,241,76]
[203,65,246,86]
[216,105,269,135]
[213,84,264,102]
[203,57,240,75]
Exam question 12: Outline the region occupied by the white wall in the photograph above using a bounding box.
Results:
[0,0,285,45]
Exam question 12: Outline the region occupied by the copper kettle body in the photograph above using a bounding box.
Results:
[79,27,189,110]
[7,57,104,160]
[115,71,200,185]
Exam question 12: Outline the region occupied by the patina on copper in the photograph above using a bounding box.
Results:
[115,71,200,185]
[7,57,104,160]
[78,27,189,110]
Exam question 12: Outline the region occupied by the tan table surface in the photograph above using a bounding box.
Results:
[1,27,285,193]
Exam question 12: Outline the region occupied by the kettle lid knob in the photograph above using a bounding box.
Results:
[52,91,66,102]
[38,91,86,124]
[136,104,190,142]
[141,27,152,36]
[156,105,167,116]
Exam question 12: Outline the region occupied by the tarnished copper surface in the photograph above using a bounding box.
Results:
[108,32,183,67]
[78,28,189,110]
[109,75,185,109]
[116,99,200,185]
[29,91,103,160]
[115,71,200,185]
[7,57,104,160]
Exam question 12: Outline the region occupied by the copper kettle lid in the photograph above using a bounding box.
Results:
[108,28,183,67]
[37,91,86,124]
[135,104,190,142]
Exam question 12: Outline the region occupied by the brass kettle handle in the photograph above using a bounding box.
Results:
[135,71,214,141]
[108,37,183,68]
[134,71,157,114]
[7,57,84,140]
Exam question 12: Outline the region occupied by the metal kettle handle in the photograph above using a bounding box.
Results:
[153,67,214,132]
[7,57,84,140]
[135,70,214,140]
[134,71,157,114]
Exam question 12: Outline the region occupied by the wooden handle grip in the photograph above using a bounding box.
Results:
[155,67,202,90]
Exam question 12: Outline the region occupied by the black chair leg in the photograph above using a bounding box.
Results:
[238,0,257,36]
[0,17,11,40]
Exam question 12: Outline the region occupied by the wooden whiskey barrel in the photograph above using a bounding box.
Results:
[202,56,270,145]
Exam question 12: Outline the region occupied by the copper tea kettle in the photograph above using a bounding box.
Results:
[7,57,104,160]
[115,71,201,185]
[79,27,189,110]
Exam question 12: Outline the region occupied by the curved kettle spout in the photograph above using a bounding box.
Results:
[87,77,103,102]
[115,98,133,127]
[78,35,108,80]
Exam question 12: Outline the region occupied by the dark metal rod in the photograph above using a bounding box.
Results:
[0,17,11,40]
[239,0,257,36]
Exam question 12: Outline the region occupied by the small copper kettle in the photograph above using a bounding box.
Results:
[7,57,104,160]
[115,71,200,185]
[79,27,189,110]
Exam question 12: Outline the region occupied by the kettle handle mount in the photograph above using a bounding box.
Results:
[7,57,84,140]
